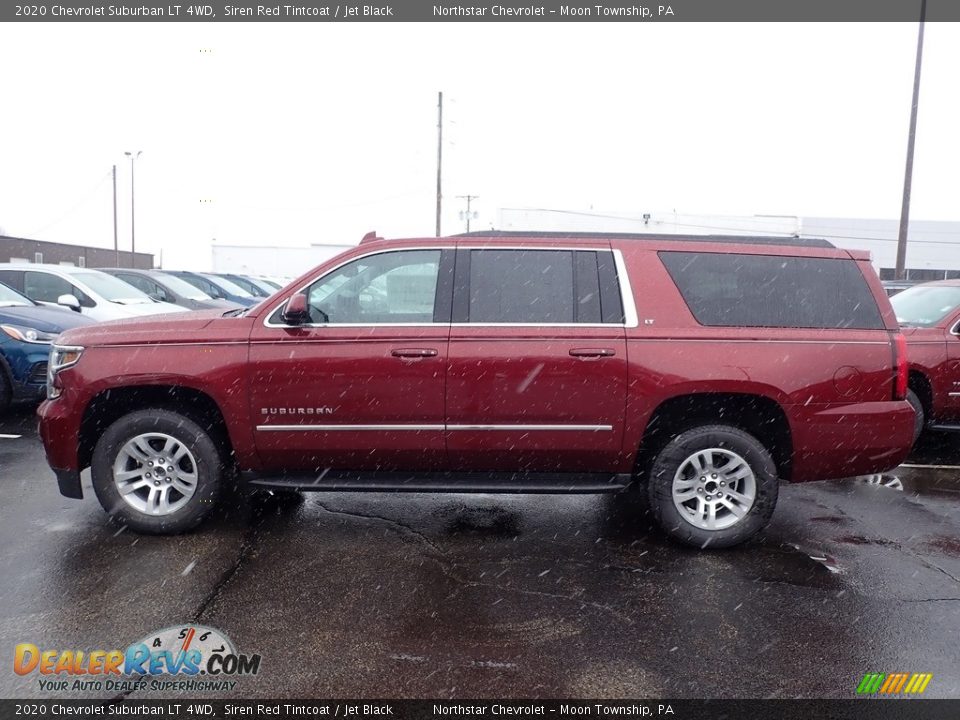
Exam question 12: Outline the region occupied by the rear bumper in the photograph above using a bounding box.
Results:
[789,400,915,482]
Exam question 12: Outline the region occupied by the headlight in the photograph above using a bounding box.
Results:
[0,324,58,344]
[47,344,84,400]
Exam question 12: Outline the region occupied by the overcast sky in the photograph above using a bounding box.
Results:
[2,22,959,270]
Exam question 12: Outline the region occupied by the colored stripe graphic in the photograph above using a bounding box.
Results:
[857,672,932,695]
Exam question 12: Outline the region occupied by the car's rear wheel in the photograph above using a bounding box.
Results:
[906,388,925,446]
[647,425,779,549]
[91,410,224,534]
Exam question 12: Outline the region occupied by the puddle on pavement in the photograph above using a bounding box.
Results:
[924,534,960,557]
[442,504,521,537]
[740,542,847,589]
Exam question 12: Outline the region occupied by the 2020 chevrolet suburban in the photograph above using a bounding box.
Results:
[37,232,915,548]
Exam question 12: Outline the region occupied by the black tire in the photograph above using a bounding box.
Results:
[906,388,925,446]
[647,425,779,549]
[91,409,225,534]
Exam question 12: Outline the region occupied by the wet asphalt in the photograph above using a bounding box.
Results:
[1,404,959,700]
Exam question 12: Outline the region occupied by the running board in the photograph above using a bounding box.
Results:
[930,424,960,432]
[242,470,632,494]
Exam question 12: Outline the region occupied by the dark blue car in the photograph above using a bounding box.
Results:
[0,281,95,411]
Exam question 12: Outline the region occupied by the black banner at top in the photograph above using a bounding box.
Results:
[2,0,953,22]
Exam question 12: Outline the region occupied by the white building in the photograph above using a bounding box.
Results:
[211,209,960,283]
[211,242,353,279]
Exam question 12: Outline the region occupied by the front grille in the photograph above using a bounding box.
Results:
[29,362,48,385]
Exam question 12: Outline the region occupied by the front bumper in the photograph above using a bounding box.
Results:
[37,396,85,497]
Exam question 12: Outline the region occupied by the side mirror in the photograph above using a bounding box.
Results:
[149,292,166,303]
[57,294,81,312]
[281,293,311,325]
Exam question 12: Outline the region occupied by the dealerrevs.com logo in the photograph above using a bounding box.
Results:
[14,625,261,693]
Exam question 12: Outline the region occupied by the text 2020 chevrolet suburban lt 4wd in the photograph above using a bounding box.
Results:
[37,232,915,548]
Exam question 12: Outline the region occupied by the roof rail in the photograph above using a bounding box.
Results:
[453,230,835,249]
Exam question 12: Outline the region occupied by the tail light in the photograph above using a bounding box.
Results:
[893,333,908,401]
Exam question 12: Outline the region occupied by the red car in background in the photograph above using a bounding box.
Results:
[891,281,960,441]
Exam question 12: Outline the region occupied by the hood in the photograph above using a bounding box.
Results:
[55,308,250,348]
[193,298,243,311]
[0,304,97,333]
[108,301,190,317]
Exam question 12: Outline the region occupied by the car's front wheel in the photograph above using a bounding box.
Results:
[91,409,224,534]
[647,425,779,549]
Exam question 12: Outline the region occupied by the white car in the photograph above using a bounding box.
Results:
[0,264,188,322]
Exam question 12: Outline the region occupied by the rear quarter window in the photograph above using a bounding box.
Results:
[659,251,884,330]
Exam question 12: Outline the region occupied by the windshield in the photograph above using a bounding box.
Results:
[0,281,33,307]
[891,285,960,327]
[153,272,212,301]
[199,273,253,297]
[72,272,153,304]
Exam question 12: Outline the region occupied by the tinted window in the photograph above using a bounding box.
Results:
[116,273,157,296]
[0,271,24,292]
[468,250,575,323]
[301,250,441,324]
[659,252,884,329]
[24,272,94,307]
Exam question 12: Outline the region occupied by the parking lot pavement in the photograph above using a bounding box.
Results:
[1,404,959,700]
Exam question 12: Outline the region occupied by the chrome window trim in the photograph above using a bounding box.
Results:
[256,423,613,432]
[262,245,635,330]
[612,248,639,328]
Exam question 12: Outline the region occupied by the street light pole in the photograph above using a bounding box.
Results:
[112,164,119,267]
[124,150,142,268]
[895,0,926,280]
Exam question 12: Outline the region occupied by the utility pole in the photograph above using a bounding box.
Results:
[125,150,142,267]
[457,194,479,233]
[895,0,926,280]
[112,164,119,267]
[435,91,443,237]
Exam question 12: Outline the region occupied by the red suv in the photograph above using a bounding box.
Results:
[37,232,915,548]
[890,280,960,440]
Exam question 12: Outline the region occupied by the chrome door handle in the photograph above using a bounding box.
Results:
[391,348,439,358]
[569,348,615,358]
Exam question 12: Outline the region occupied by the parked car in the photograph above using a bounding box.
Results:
[0,281,95,410]
[38,232,914,547]
[164,271,258,307]
[217,274,276,298]
[99,268,241,311]
[890,280,960,441]
[882,280,917,297]
[254,277,284,290]
[0,265,188,322]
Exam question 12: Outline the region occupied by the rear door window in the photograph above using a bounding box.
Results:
[462,249,622,324]
[659,252,884,329]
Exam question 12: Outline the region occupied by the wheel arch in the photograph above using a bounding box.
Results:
[636,391,793,481]
[908,369,933,421]
[78,385,236,471]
